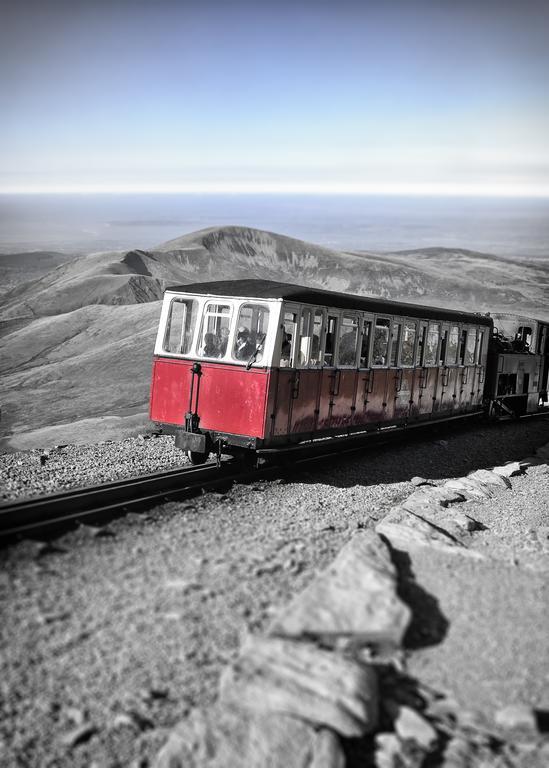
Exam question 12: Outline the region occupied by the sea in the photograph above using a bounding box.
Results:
[0,194,548,259]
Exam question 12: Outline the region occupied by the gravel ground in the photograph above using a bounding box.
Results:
[0,435,188,502]
[0,418,548,767]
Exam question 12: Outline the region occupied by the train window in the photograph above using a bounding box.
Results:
[459,330,467,364]
[360,320,372,367]
[447,326,459,364]
[280,311,297,367]
[424,324,440,366]
[337,315,359,367]
[476,331,484,364]
[324,315,338,366]
[297,309,312,367]
[197,303,232,358]
[416,325,427,366]
[439,329,448,365]
[389,322,402,367]
[163,298,199,355]
[516,326,532,351]
[310,310,324,367]
[465,329,477,364]
[401,322,416,367]
[232,304,269,363]
[373,318,390,366]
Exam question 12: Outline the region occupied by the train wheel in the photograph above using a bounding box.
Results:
[187,450,208,465]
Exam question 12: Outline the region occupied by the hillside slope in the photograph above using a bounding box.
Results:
[2,226,547,322]
[0,303,161,450]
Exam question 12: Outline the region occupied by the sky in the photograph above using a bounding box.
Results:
[2,0,549,196]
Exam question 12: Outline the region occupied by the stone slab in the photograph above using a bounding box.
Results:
[219,635,378,737]
[269,530,411,647]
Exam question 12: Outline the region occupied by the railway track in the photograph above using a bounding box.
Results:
[0,461,245,541]
[0,423,419,541]
[2,412,546,543]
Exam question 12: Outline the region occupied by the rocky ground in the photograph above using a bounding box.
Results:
[0,418,548,767]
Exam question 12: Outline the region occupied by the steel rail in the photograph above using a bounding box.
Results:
[0,461,241,540]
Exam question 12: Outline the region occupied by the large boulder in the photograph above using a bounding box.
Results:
[268,530,411,648]
[219,634,378,737]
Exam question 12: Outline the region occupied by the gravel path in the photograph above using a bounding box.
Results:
[0,435,188,502]
[0,418,548,767]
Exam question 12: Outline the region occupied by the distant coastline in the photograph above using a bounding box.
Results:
[1,193,548,258]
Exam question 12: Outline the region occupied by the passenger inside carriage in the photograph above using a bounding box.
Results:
[201,333,219,357]
[280,332,292,365]
[217,326,230,355]
[234,327,256,360]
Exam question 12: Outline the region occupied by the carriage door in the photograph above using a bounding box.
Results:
[272,308,298,438]
[436,324,450,413]
[367,317,391,422]
[410,322,428,418]
[317,313,339,430]
[391,318,411,421]
[288,307,324,435]
[329,314,360,428]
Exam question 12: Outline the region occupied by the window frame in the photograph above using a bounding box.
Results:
[400,319,417,368]
[336,312,361,368]
[372,316,392,368]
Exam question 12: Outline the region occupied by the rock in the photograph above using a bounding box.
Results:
[442,735,475,768]
[393,705,438,751]
[446,511,483,533]
[268,530,411,647]
[60,722,97,748]
[375,732,425,768]
[443,477,493,500]
[112,713,138,730]
[152,708,214,768]
[111,710,154,731]
[139,686,169,703]
[374,733,401,768]
[494,704,538,735]
[219,635,378,736]
[403,486,464,511]
[310,729,345,768]
[64,706,85,725]
[536,526,549,550]
[377,507,460,549]
[492,461,522,478]
[376,513,485,559]
[410,477,434,487]
[153,705,346,768]
[467,469,511,489]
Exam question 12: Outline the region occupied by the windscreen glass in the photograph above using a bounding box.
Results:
[163,298,198,354]
[197,303,232,358]
[233,304,270,363]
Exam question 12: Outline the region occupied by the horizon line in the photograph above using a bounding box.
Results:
[1,182,549,198]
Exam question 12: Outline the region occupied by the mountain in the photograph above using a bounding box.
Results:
[0,250,78,297]
[2,226,547,323]
[1,226,548,450]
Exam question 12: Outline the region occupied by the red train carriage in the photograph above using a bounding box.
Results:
[149,280,499,463]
